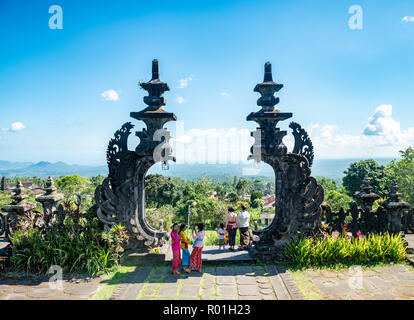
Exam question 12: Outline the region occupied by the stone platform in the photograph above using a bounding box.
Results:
[165,246,255,264]
[0,239,10,256]
[405,234,414,265]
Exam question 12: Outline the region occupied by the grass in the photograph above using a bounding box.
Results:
[91,265,135,300]
[289,270,323,300]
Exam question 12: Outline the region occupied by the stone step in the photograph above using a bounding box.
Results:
[165,246,255,265]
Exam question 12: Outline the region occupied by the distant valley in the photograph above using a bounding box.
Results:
[0,158,395,182]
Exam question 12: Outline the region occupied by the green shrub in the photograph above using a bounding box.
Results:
[284,233,406,269]
[9,201,128,275]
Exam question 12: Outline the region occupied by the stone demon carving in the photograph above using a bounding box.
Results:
[248,62,324,260]
[95,60,176,251]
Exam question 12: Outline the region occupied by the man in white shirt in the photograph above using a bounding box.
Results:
[237,204,250,250]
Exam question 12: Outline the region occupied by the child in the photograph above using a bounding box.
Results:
[217,223,226,250]
[170,223,181,275]
[189,223,205,272]
[179,224,192,273]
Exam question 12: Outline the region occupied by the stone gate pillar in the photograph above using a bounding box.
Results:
[248,62,324,261]
[95,59,176,252]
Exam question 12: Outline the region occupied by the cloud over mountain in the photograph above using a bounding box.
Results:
[308,105,414,158]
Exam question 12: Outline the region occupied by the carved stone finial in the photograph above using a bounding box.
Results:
[354,176,379,211]
[1,180,35,228]
[263,62,273,82]
[361,176,372,193]
[152,59,160,80]
[36,176,63,214]
[389,180,400,200]
[136,59,171,112]
[247,62,292,156]
[253,62,284,112]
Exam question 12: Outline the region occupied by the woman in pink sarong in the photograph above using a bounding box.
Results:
[189,223,205,272]
[170,223,181,275]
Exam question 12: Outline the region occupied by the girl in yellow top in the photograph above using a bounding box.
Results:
[179,224,192,273]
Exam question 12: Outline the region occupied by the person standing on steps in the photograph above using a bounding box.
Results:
[170,223,181,275]
[179,224,192,273]
[226,206,238,251]
[237,204,250,250]
[189,223,205,272]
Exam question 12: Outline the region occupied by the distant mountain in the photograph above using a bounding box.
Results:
[0,158,395,180]
[0,161,108,178]
[0,160,33,171]
[149,158,395,182]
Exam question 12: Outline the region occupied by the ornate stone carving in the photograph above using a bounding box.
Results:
[36,176,64,215]
[248,62,324,260]
[289,122,314,167]
[354,176,380,211]
[95,59,176,251]
[1,181,36,235]
[1,177,6,192]
[379,180,410,234]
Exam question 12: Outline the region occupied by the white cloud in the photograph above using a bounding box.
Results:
[177,76,193,89]
[402,16,414,22]
[220,92,231,98]
[175,96,186,104]
[173,127,254,164]
[363,105,401,142]
[308,105,414,158]
[10,122,26,132]
[101,89,119,101]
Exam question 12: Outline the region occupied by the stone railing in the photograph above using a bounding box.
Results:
[0,177,64,240]
[322,178,412,236]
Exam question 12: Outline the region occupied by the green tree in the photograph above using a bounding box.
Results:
[155,180,184,206]
[386,147,414,205]
[90,175,105,188]
[250,191,263,208]
[236,179,249,198]
[317,177,338,193]
[56,175,90,199]
[227,192,239,203]
[253,179,267,193]
[325,189,354,211]
[342,159,388,196]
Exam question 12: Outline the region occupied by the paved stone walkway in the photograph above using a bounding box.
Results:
[0,265,301,300]
[2,264,414,300]
[111,265,302,300]
[0,274,108,300]
[166,246,254,263]
[295,264,414,300]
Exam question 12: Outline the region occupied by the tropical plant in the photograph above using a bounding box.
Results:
[284,233,406,269]
[9,201,128,275]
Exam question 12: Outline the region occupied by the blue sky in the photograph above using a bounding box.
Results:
[0,0,413,165]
